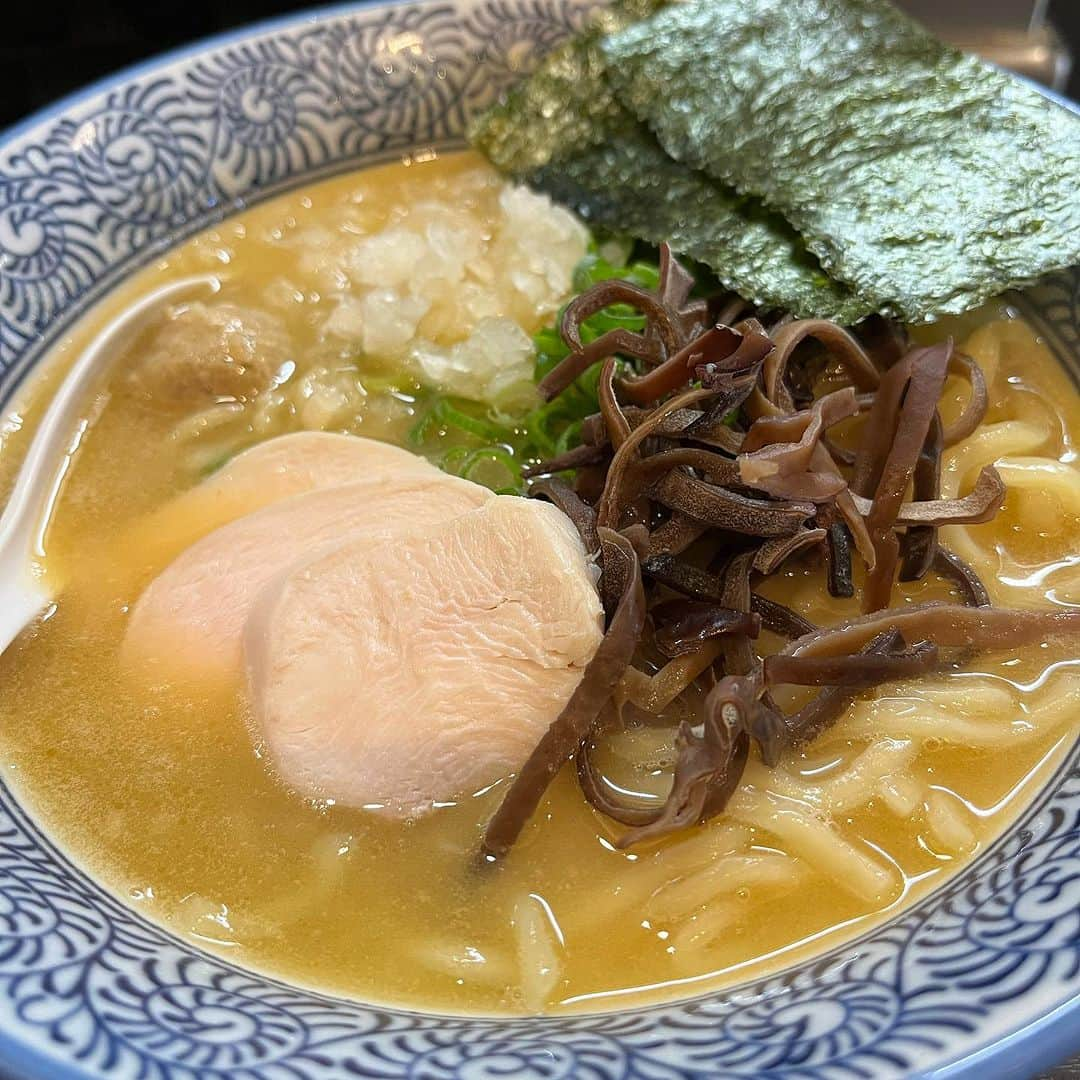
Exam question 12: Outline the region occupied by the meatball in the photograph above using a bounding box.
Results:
[127,302,291,408]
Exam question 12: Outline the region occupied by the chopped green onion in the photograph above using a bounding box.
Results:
[409,398,514,447]
[554,420,584,455]
[461,447,519,489]
[407,247,662,494]
[197,450,237,478]
[572,253,660,293]
[439,445,472,474]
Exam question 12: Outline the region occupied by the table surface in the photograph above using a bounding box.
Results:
[1042,1063,1080,1079]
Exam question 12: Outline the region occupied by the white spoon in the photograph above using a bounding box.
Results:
[0,274,220,655]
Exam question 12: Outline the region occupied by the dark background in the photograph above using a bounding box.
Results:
[1,0,1080,130]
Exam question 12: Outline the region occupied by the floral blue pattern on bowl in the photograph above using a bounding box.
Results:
[0,2,1078,1076]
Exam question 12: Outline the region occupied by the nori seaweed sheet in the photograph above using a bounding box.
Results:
[603,0,1080,321]
[469,12,868,321]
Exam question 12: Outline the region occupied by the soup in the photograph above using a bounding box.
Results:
[0,151,1078,1016]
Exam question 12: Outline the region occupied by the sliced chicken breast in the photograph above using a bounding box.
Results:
[124,470,491,679]
[245,495,604,816]
[188,430,440,505]
[123,432,442,570]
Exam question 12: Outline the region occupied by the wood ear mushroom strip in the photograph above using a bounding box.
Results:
[482,247,1080,860]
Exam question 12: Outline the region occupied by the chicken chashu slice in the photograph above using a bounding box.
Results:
[244,495,604,817]
[122,432,444,571]
[124,469,492,679]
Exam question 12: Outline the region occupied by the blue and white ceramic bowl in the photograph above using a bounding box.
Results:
[0,3,1078,1076]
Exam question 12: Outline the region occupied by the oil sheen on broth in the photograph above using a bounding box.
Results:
[0,151,1078,1016]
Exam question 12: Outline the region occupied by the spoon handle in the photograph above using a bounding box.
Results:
[0,274,219,654]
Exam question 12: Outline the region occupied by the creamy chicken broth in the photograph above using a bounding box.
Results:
[0,151,1078,1015]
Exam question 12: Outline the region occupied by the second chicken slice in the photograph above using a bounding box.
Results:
[245,495,604,816]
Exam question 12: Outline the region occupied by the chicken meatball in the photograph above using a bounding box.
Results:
[127,302,291,408]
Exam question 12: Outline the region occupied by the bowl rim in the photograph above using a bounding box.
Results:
[0,0,417,148]
[0,3,1079,1077]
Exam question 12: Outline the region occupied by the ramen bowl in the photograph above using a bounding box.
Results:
[0,2,1078,1076]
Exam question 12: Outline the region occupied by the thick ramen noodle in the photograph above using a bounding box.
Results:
[0,152,1077,1015]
